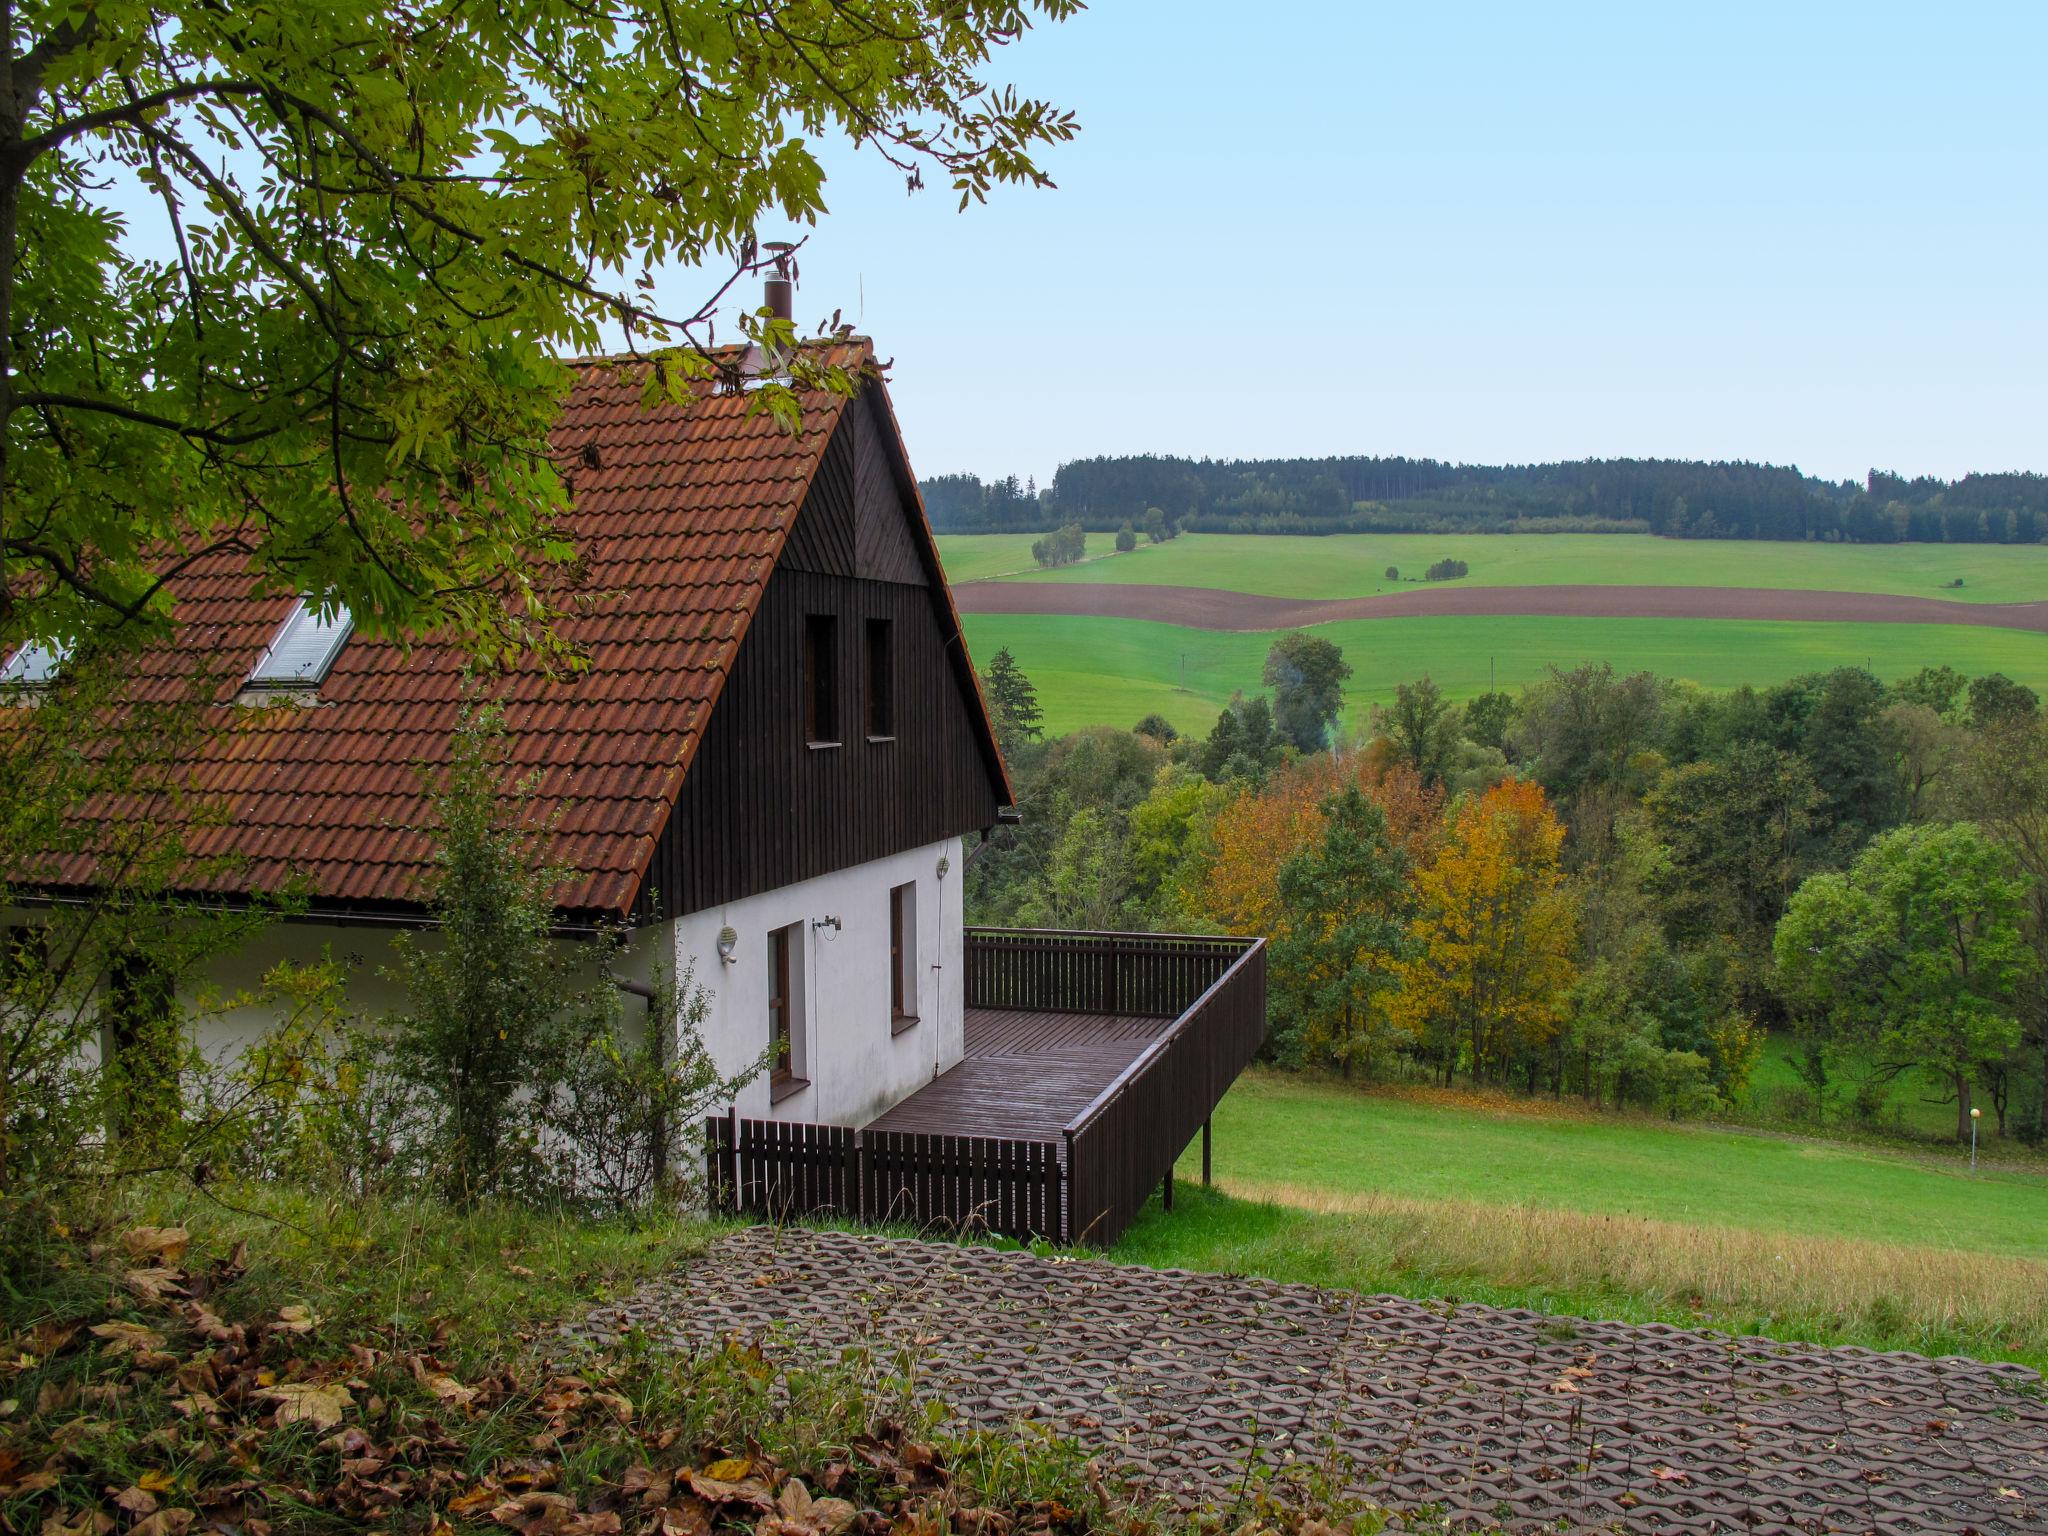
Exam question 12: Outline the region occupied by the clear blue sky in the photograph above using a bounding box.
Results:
[676,1,2045,489]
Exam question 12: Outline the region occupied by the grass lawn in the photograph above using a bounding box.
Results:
[936,531,2048,605]
[959,610,2048,737]
[1110,1072,2048,1368]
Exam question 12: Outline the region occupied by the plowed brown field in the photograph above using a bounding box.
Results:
[953,580,2048,634]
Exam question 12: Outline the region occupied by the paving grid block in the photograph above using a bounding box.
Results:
[574,1227,2048,1536]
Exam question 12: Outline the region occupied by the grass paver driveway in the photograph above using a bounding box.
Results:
[582,1227,2048,1535]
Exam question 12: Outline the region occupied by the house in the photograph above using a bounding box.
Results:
[3,306,1265,1245]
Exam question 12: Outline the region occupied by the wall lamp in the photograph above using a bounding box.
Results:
[716,926,738,965]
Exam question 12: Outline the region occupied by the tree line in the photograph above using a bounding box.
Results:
[970,645,2048,1146]
[925,458,2048,544]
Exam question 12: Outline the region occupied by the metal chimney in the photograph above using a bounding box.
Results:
[762,242,796,324]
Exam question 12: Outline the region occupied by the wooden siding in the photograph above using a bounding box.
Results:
[852,394,927,585]
[638,405,1000,916]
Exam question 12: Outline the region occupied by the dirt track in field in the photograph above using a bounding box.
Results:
[952,580,2048,634]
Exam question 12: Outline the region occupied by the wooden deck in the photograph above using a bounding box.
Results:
[864,1007,1173,1148]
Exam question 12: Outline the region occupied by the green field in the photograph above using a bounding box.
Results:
[961,610,2048,737]
[937,531,2048,604]
[1111,1072,2048,1366]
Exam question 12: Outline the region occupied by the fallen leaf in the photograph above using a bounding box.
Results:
[1651,1466,1691,1483]
[138,1470,176,1494]
[88,1320,165,1355]
[274,1305,320,1334]
[590,1390,633,1424]
[112,1486,159,1517]
[123,1268,186,1305]
[120,1227,190,1265]
[130,1513,194,1536]
[265,1382,351,1431]
[451,1486,501,1515]
[420,1372,478,1409]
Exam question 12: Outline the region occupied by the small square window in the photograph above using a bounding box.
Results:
[865,619,894,739]
[803,614,838,745]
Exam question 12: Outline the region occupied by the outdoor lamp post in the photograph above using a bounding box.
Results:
[1970,1105,1981,1173]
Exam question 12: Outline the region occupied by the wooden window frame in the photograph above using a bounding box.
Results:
[864,618,894,741]
[889,882,918,1033]
[768,923,806,1099]
[802,613,839,746]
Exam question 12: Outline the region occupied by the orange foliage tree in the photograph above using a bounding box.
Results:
[1389,778,1579,1085]
[1197,754,1442,941]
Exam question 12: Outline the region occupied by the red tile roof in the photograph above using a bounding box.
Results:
[37,339,995,921]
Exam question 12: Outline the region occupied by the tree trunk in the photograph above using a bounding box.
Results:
[1956,1073,1973,1144]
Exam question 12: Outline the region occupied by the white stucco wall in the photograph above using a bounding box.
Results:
[19,834,965,1131]
[668,835,964,1127]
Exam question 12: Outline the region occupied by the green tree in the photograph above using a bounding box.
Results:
[1197,692,1283,785]
[1894,664,1968,717]
[1775,822,2031,1142]
[1142,506,1172,543]
[1790,668,1906,860]
[0,1,1077,660]
[1124,765,1224,928]
[1383,565,1399,581]
[1263,633,1352,754]
[384,700,613,1204]
[1462,690,1517,752]
[979,646,1043,766]
[1115,522,1138,552]
[1644,742,1817,991]
[1269,788,1411,1073]
[1969,673,2041,731]
[1019,803,1130,931]
[1957,714,2048,1141]
[1382,675,1458,787]
[1510,664,1667,861]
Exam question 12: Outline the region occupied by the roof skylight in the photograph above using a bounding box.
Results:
[248,598,353,689]
[1,638,70,688]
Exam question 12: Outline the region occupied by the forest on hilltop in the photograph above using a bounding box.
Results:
[923,456,2048,543]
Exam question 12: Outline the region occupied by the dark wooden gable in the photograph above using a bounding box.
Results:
[779,392,928,586]
[636,391,1001,920]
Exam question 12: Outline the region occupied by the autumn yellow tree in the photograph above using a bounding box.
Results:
[1390,778,1579,1086]
[1197,755,1441,942]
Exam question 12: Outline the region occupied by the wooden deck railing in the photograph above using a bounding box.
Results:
[708,929,1267,1248]
[964,926,1249,1018]
[1063,936,1266,1246]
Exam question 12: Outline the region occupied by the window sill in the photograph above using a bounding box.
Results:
[806,740,842,752]
[891,1013,920,1037]
[866,734,896,745]
[769,1074,809,1104]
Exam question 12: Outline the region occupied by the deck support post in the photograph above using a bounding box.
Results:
[1162,1162,1173,1213]
[1202,1117,1212,1187]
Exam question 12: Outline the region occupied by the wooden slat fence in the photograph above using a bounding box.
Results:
[708,929,1268,1249]
[865,1131,1063,1239]
[964,927,1247,1017]
[705,1113,857,1221]
[705,1114,1064,1242]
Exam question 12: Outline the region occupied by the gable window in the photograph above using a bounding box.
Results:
[248,596,353,690]
[1,638,70,691]
[767,922,807,1100]
[865,619,894,739]
[889,882,918,1032]
[802,614,838,745]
